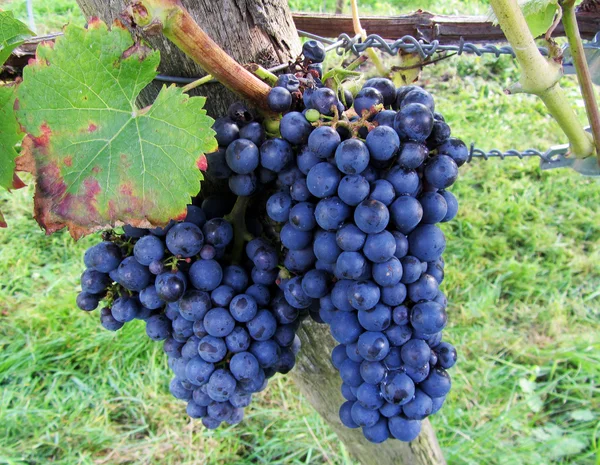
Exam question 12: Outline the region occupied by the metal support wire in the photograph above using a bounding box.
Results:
[334,32,549,59]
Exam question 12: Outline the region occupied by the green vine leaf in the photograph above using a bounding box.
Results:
[490,0,583,38]
[0,10,33,66]
[17,19,217,238]
[0,85,20,191]
[0,11,33,227]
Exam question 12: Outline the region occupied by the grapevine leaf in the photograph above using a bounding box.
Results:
[0,84,19,190]
[489,0,583,38]
[16,20,217,238]
[0,10,33,66]
[391,54,423,87]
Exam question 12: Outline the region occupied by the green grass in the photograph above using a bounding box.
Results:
[1,1,600,465]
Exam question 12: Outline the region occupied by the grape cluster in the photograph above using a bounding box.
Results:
[77,40,464,441]
[259,77,464,442]
[77,205,304,429]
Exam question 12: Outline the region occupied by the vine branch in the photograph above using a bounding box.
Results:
[124,0,272,110]
[561,0,600,165]
[489,0,594,159]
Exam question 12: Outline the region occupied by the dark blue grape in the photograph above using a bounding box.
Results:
[212,117,239,147]
[185,357,215,385]
[301,269,329,298]
[420,367,451,398]
[315,197,351,231]
[280,112,313,145]
[380,372,415,405]
[206,369,237,402]
[330,311,362,344]
[419,192,448,224]
[289,202,317,231]
[363,78,396,107]
[385,324,412,347]
[348,281,380,312]
[354,199,389,234]
[239,121,265,146]
[408,274,439,302]
[401,88,435,112]
[313,230,342,263]
[111,296,140,323]
[410,301,447,334]
[357,382,385,410]
[267,87,292,112]
[394,103,434,142]
[226,327,251,353]
[335,251,367,280]
[399,256,422,284]
[310,87,338,116]
[267,192,293,223]
[76,292,100,311]
[390,196,423,234]
[280,222,312,250]
[211,285,235,308]
[336,224,367,252]
[374,109,397,127]
[357,331,390,362]
[440,190,458,222]
[276,73,300,92]
[354,87,384,116]
[260,138,293,173]
[335,139,370,175]
[189,259,223,292]
[199,335,227,363]
[366,125,400,161]
[84,241,122,273]
[424,154,458,189]
[351,401,380,427]
[340,401,359,428]
[435,342,457,369]
[80,269,110,295]
[386,166,420,197]
[229,173,257,196]
[230,352,260,381]
[369,179,396,206]
[308,126,341,159]
[388,415,421,442]
[372,257,403,287]
[165,223,204,258]
[399,141,428,169]
[363,230,396,263]
[307,162,342,198]
[358,303,391,332]
[338,175,370,206]
[222,266,248,292]
[296,146,321,174]
[408,224,446,262]
[225,139,259,175]
[138,285,163,310]
[303,40,326,63]
[290,178,311,202]
[249,340,280,368]
[437,138,468,167]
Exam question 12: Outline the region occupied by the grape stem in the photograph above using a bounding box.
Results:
[560,0,600,165]
[124,0,272,110]
[489,0,594,159]
[224,196,253,264]
[350,0,388,76]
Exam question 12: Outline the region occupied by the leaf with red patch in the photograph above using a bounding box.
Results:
[16,20,217,238]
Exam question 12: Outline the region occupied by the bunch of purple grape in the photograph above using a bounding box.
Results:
[77,205,304,429]
[77,39,463,441]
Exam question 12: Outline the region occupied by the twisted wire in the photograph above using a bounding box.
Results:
[333,32,549,59]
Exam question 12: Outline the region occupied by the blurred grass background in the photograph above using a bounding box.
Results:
[1,0,599,464]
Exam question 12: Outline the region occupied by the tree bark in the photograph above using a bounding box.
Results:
[75,0,301,116]
[73,1,446,463]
